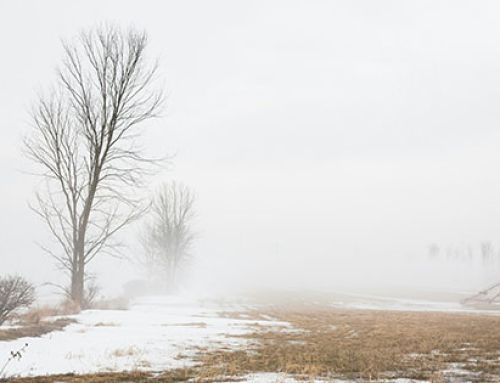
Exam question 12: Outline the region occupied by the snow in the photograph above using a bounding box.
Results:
[330,293,500,315]
[0,296,288,378]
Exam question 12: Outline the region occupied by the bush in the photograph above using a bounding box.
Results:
[0,276,35,325]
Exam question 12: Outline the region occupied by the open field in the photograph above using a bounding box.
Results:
[199,306,500,382]
[4,3,500,383]
[0,294,499,383]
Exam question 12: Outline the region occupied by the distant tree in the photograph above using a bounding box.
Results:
[0,276,35,325]
[140,182,196,291]
[480,241,494,264]
[24,25,163,307]
[427,243,440,259]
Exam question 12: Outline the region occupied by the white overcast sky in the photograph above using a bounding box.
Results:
[1,1,500,295]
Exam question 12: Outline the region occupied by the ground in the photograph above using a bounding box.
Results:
[0,292,498,383]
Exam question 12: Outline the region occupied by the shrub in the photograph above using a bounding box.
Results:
[0,276,35,325]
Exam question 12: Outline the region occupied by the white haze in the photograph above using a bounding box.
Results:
[1,0,500,299]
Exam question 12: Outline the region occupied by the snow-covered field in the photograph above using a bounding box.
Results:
[0,296,287,378]
[0,293,497,381]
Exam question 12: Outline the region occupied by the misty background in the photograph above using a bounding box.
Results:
[1,0,500,298]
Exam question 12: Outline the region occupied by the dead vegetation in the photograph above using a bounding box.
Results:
[161,322,207,328]
[0,318,75,342]
[197,306,500,382]
[1,305,499,382]
[90,297,129,311]
[0,303,78,341]
[0,276,36,326]
[21,303,80,323]
[0,295,129,344]
[0,369,196,383]
[94,322,119,327]
[110,346,141,358]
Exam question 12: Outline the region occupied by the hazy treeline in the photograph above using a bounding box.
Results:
[427,242,500,267]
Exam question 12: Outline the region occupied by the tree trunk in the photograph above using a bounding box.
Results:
[70,236,86,307]
[70,268,84,307]
[71,178,97,308]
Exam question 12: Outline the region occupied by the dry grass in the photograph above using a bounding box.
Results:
[111,346,141,358]
[0,318,75,341]
[197,306,500,382]
[0,302,79,341]
[94,322,119,327]
[161,322,207,328]
[18,302,80,325]
[0,369,196,383]
[90,297,129,311]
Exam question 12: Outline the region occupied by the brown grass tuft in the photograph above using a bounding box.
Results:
[90,297,129,311]
[0,318,76,341]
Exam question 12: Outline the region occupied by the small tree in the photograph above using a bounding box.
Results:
[141,182,196,291]
[0,276,36,325]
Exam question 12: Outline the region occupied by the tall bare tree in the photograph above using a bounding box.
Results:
[24,25,163,307]
[141,182,196,290]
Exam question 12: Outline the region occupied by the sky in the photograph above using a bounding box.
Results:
[1,0,500,298]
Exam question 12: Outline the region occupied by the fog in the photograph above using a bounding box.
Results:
[1,0,500,300]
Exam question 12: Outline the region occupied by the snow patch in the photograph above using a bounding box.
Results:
[0,296,289,378]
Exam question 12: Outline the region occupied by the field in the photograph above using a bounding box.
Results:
[0,293,498,383]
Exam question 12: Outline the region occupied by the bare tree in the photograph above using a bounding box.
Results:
[141,182,196,291]
[24,25,163,307]
[0,276,36,325]
[427,243,440,259]
[480,241,494,264]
